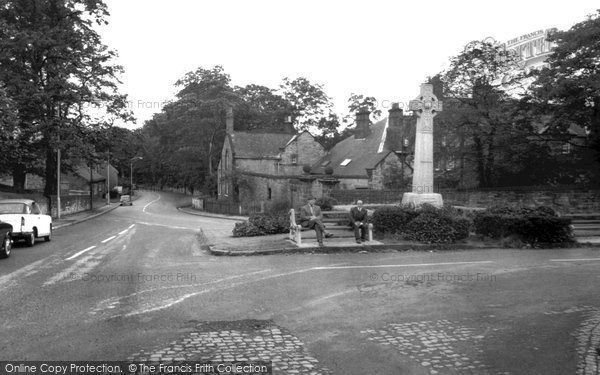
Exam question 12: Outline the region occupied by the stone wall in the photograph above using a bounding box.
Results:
[48,195,91,218]
[369,153,405,189]
[331,188,600,214]
[442,189,600,214]
[330,189,402,204]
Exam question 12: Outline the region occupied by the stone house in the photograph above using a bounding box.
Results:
[310,104,414,190]
[216,104,419,208]
[217,108,326,209]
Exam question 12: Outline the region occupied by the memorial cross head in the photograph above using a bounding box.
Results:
[408,83,443,118]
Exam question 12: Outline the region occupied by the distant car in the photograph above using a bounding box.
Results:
[120,195,133,206]
[0,220,12,258]
[0,199,52,247]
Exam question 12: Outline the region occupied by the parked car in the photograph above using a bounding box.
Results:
[0,199,52,247]
[120,195,132,206]
[0,220,12,258]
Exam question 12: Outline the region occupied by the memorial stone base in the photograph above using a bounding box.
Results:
[401,192,444,208]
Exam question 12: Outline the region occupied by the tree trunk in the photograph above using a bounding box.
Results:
[44,149,58,197]
[473,136,486,188]
[12,165,26,193]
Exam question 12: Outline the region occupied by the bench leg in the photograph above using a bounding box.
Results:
[367,224,373,242]
[295,225,302,245]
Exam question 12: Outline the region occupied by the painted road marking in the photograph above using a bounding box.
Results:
[143,194,161,213]
[138,221,195,231]
[312,261,494,270]
[550,258,600,262]
[66,246,96,261]
[101,236,116,244]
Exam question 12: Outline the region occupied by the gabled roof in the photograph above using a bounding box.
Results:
[311,118,393,178]
[229,131,296,159]
[73,166,106,183]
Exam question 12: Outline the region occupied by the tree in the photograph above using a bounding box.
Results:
[234,84,292,132]
[279,77,333,132]
[0,0,131,194]
[437,40,535,187]
[527,10,600,179]
[347,93,382,120]
[0,83,19,171]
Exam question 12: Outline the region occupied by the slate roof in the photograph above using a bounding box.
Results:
[73,166,106,183]
[229,131,296,158]
[311,118,393,178]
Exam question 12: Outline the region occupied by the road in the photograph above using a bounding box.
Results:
[0,190,599,375]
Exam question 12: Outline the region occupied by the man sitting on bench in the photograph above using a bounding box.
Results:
[350,200,369,243]
[299,197,333,247]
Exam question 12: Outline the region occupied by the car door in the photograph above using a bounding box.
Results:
[31,202,47,236]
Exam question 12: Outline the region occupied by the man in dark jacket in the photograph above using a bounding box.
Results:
[350,200,368,243]
[300,197,333,247]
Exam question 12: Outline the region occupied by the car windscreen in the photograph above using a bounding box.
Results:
[0,203,26,214]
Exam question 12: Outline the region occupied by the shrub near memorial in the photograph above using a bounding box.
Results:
[372,204,471,244]
[473,206,574,246]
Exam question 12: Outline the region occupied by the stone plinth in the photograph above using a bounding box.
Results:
[401,192,443,208]
[402,83,444,208]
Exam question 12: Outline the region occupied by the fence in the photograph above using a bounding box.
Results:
[203,199,264,216]
[329,189,404,204]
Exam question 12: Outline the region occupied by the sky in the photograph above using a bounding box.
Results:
[99,0,600,129]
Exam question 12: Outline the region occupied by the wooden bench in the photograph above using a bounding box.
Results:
[288,208,373,245]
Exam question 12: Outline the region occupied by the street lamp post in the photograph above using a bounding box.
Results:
[130,156,143,194]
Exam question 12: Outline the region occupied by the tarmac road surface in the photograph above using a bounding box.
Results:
[0,190,599,375]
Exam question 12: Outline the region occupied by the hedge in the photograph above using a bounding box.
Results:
[233,210,290,237]
[372,204,470,243]
[473,206,573,245]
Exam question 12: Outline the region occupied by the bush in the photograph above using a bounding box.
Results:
[232,210,290,237]
[404,208,471,244]
[324,166,334,175]
[371,205,418,234]
[473,205,573,246]
[315,196,338,211]
[232,221,265,237]
[302,164,312,173]
[372,204,471,243]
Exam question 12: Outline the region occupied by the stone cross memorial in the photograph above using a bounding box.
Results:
[401,83,444,208]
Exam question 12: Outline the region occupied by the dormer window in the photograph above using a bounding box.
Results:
[340,159,352,166]
[321,160,331,167]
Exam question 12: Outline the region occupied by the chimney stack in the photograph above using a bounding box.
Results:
[355,108,371,139]
[283,115,295,134]
[388,102,403,127]
[385,103,404,152]
[225,105,234,134]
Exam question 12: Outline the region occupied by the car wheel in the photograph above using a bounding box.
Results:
[0,234,11,258]
[26,231,35,247]
[44,225,52,242]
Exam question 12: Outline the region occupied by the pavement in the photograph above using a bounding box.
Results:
[2,189,600,374]
[177,205,600,255]
[53,200,121,230]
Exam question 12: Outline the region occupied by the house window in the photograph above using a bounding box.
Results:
[447,160,455,171]
[291,154,298,164]
[562,143,571,154]
[268,187,272,200]
[340,158,352,166]
[225,150,229,170]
